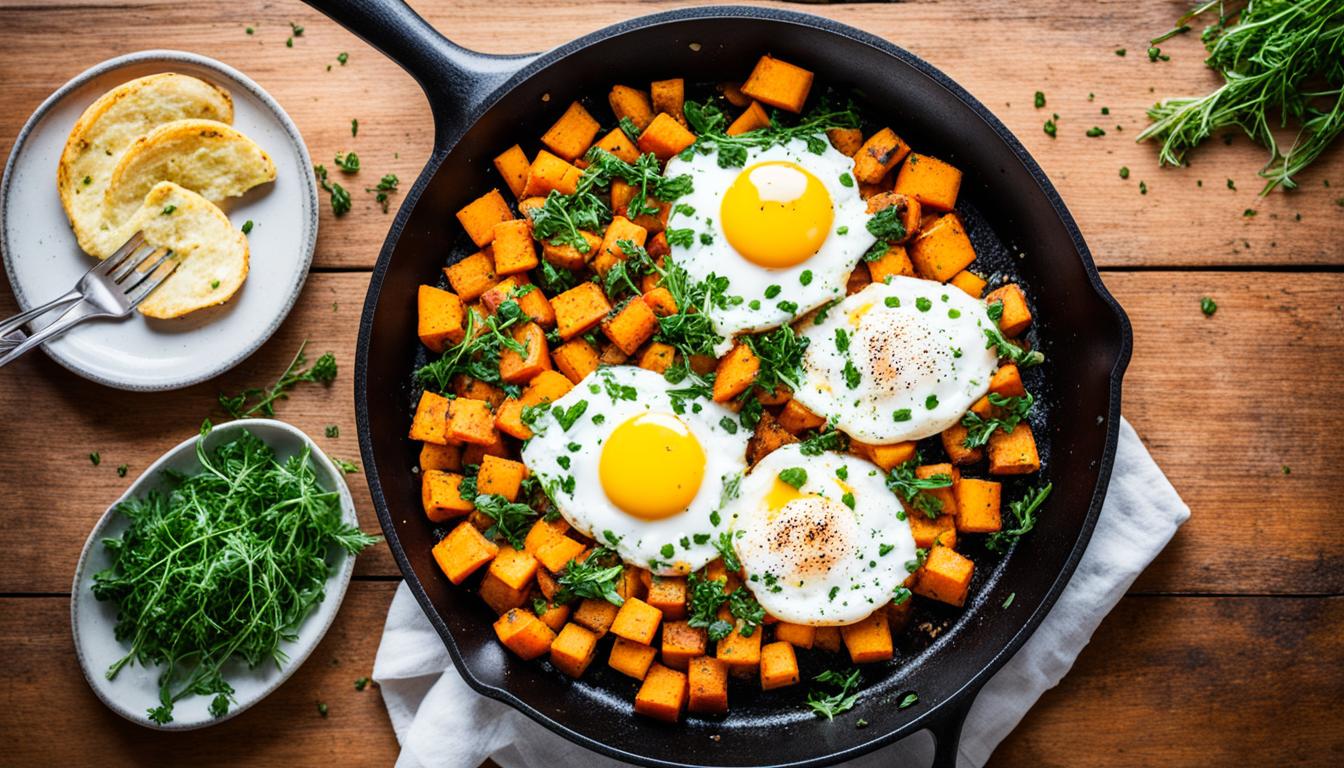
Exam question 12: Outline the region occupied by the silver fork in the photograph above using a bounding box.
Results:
[0,233,180,368]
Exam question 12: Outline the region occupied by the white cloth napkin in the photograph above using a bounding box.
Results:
[374,417,1189,768]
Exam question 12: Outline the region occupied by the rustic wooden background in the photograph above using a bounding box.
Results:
[1,0,1341,765]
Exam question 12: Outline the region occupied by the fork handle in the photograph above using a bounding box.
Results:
[0,289,82,339]
[0,299,93,368]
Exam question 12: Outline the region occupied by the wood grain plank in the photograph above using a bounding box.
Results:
[1,586,1336,766]
[992,596,1344,766]
[0,582,401,768]
[0,0,1338,270]
[0,270,1340,595]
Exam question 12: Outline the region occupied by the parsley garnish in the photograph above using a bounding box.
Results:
[886,457,952,519]
[863,205,907,262]
[367,173,399,213]
[683,97,860,168]
[961,393,1034,447]
[778,467,808,489]
[334,151,360,172]
[414,300,527,392]
[986,484,1052,552]
[314,164,351,216]
[807,668,862,720]
[473,494,538,550]
[554,547,625,605]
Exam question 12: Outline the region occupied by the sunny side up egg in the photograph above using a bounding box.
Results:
[722,444,917,626]
[520,365,749,575]
[664,139,876,352]
[793,276,1000,444]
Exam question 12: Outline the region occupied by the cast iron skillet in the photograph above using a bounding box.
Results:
[306,1,1133,765]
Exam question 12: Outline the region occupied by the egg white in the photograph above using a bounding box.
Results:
[519,365,749,574]
[724,444,917,626]
[664,139,875,353]
[792,276,1000,444]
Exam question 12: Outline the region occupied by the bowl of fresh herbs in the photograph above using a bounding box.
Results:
[70,418,377,729]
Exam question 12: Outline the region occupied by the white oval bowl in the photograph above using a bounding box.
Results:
[0,50,319,391]
[70,419,359,730]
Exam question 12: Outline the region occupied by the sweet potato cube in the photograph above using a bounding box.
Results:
[716,624,763,670]
[642,286,677,317]
[409,390,452,445]
[523,517,570,557]
[552,338,601,383]
[609,180,668,234]
[432,520,499,584]
[989,364,1027,398]
[941,424,984,466]
[853,128,911,184]
[986,283,1033,337]
[907,510,957,550]
[498,322,552,384]
[522,150,582,197]
[602,298,659,356]
[541,101,602,162]
[712,343,760,402]
[447,398,497,446]
[535,536,587,575]
[887,596,913,633]
[490,220,539,276]
[591,127,640,164]
[456,189,514,247]
[460,430,508,467]
[847,261,873,295]
[417,285,466,353]
[542,230,601,271]
[651,79,687,126]
[740,55,814,113]
[594,215,649,276]
[478,571,529,615]
[827,127,864,157]
[988,423,1041,475]
[493,144,530,199]
[773,622,815,649]
[573,597,620,637]
[487,544,539,591]
[611,597,663,645]
[687,657,729,714]
[813,626,843,654]
[477,455,527,502]
[537,601,571,631]
[894,153,963,212]
[646,576,687,620]
[759,641,800,690]
[609,85,654,131]
[482,276,555,329]
[453,375,507,409]
[616,565,647,603]
[747,411,798,465]
[910,213,977,283]
[493,608,555,660]
[609,636,659,680]
[955,477,1002,533]
[866,244,916,284]
[552,282,613,341]
[840,610,894,664]
[776,399,826,434]
[911,546,975,607]
[443,249,499,302]
[866,441,918,472]
[523,369,574,406]
[637,342,676,375]
[635,663,688,722]
[422,470,475,522]
[419,442,462,473]
[950,270,987,298]
[727,101,769,136]
[637,113,697,161]
[660,621,707,671]
[550,622,600,678]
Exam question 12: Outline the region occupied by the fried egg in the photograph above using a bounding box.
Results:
[792,276,1000,444]
[664,139,875,351]
[722,444,916,625]
[520,365,749,574]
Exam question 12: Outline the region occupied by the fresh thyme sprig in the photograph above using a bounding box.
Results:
[986,483,1053,552]
[219,341,337,418]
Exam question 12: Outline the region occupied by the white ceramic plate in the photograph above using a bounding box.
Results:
[0,51,319,391]
[71,419,358,730]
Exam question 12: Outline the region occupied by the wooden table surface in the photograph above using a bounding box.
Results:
[2,0,1341,765]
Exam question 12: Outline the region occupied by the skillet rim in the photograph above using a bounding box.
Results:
[354,6,1134,766]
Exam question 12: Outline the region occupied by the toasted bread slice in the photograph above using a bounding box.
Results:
[129,182,249,319]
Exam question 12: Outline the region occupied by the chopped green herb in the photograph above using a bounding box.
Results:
[778,467,808,489]
[1120,166,1130,179]
[1033,91,1046,108]
[1200,296,1217,316]
[337,52,349,65]
[241,220,254,234]
[355,676,370,691]
[807,668,862,720]
[334,152,360,173]
[219,342,336,418]
[89,451,101,466]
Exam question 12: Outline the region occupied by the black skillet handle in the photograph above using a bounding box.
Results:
[302,0,534,146]
[926,687,979,768]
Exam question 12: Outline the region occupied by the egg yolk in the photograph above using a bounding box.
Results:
[721,161,834,268]
[599,412,705,520]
